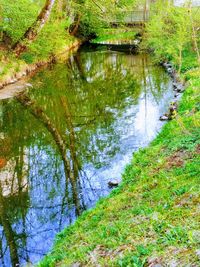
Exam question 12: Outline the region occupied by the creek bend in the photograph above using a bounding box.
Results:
[0,46,174,266]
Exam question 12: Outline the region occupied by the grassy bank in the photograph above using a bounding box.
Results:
[38,56,200,266]
[91,28,138,44]
[0,0,78,87]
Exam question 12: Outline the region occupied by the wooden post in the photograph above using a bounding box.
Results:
[142,0,148,31]
[143,0,147,22]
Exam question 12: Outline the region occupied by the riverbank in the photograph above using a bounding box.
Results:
[0,39,81,89]
[0,0,83,90]
[38,56,200,265]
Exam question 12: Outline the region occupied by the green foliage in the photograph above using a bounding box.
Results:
[20,52,34,64]
[22,0,75,61]
[145,1,200,72]
[0,0,77,79]
[180,50,199,72]
[70,0,139,37]
[25,18,72,61]
[92,29,137,43]
[0,0,45,43]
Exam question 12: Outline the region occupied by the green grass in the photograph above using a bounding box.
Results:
[92,29,137,43]
[0,51,25,79]
[0,0,77,82]
[0,0,46,43]
[20,3,75,63]
[20,19,75,64]
[38,64,200,266]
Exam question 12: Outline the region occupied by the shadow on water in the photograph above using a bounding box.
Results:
[83,41,139,53]
[0,47,174,266]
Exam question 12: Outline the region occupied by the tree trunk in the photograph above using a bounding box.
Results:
[69,14,81,36]
[13,0,56,56]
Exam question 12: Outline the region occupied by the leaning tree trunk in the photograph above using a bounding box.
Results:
[17,93,81,215]
[60,96,80,179]
[69,13,81,36]
[13,0,56,56]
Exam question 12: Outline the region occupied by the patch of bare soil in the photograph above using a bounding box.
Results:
[88,244,134,266]
[196,144,200,154]
[166,150,186,169]
[166,149,193,169]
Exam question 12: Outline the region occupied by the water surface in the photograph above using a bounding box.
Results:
[0,47,173,266]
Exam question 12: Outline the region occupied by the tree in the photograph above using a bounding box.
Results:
[13,0,56,55]
[145,0,199,71]
[0,0,43,45]
[188,3,200,65]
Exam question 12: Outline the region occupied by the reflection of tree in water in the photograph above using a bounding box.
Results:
[0,104,30,265]
[0,51,171,266]
[0,187,20,267]
[17,93,83,216]
[0,148,29,267]
[29,51,141,167]
[0,94,84,266]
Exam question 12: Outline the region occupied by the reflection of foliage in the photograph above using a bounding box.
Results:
[0,52,171,168]
[27,51,141,166]
[1,191,29,224]
[0,99,55,158]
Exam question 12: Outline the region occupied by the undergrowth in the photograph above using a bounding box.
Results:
[0,0,77,80]
[91,29,137,44]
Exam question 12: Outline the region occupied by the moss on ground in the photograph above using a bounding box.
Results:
[38,61,200,266]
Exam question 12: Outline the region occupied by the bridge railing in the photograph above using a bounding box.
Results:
[111,10,150,24]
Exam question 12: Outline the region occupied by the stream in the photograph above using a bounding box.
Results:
[0,46,174,266]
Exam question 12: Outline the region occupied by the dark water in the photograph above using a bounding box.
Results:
[0,47,174,266]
